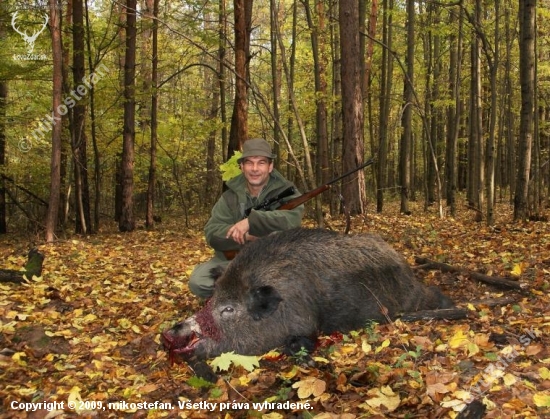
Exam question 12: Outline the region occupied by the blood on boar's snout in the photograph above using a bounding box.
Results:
[162,228,454,360]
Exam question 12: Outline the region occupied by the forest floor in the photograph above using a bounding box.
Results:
[0,200,549,418]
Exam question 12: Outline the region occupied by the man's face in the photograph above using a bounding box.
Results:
[240,156,273,189]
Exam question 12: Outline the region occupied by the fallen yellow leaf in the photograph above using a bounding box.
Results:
[292,377,326,399]
[533,392,550,407]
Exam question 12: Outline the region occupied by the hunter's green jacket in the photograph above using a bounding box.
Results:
[204,170,304,260]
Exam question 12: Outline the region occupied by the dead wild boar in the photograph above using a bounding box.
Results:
[162,228,453,360]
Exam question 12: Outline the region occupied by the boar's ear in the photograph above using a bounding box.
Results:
[209,266,226,282]
[247,286,282,321]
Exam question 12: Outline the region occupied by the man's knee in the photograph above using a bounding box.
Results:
[188,279,213,299]
[188,266,214,298]
[188,259,229,299]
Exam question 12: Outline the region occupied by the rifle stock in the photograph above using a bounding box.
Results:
[223,249,239,260]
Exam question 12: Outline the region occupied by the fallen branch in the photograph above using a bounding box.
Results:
[399,307,469,322]
[468,296,518,307]
[0,249,44,284]
[415,257,524,290]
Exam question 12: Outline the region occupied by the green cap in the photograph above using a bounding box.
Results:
[237,139,276,164]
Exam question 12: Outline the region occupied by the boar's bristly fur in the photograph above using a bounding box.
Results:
[163,228,454,360]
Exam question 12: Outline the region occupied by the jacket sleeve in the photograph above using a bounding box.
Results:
[204,197,241,252]
[247,190,304,237]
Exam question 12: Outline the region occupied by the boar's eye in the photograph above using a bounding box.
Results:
[220,305,235,319]
[247,286,282,321]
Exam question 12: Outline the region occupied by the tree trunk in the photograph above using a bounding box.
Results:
[485,0,499,226]
[145,0,158,229]
[339,0,366,215]
[468,1,484,221]
[376,0,393,213]
[219,0,228,160]
[514,0,535,220]
[286,1,298,183]
[329,3,341,216]
[45,0,63,243]
[270,0,281,163]
[303,0,329,225]
[228,0,252,156]
[400,0,414,215]
[504,4,515,205]
[202,5,221,209]
[84,0,101,232]
[0,81,6,234]
[119,0,137,232]
[72,0,91,234]
[139,0,153,132]
[445,2,464,217]
[59,0,71,230]
[273,2,313,191]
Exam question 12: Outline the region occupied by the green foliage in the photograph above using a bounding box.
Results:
[485,352,499,362]
[186,376,213,389]
[364,320,380,342]
[274,386,292,402]
[394,346,422,368]
[219,151,242,182]
[208,386,224,399]
[290,346,309,364]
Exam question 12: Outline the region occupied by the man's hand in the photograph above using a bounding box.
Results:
[226,219,250,245]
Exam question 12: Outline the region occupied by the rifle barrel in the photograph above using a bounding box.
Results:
[326,157,375,186]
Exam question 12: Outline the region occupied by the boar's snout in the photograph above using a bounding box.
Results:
[161,317,203,363]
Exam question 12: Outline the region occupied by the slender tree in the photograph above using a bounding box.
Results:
[339,0,366,215]
[0,82,6,234]
[145,0,158,228]
[485,0,499,225]
[72,0,92,233]
[119,0,137,232]
[0,15,7,234]
[219,0,228,159]
[364,0,378,172]
[376,0,393,213]
[302,0,329,224]
[400,0,414,215]
[45,0,63,243]
[84,0,102,232]
[270,0,281,162]
[445,2,464,217]
[467,0,484,220]
[514,0,535,220]
[228,0,253,155]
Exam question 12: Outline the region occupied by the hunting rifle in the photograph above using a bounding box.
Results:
[222,157,375,260]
